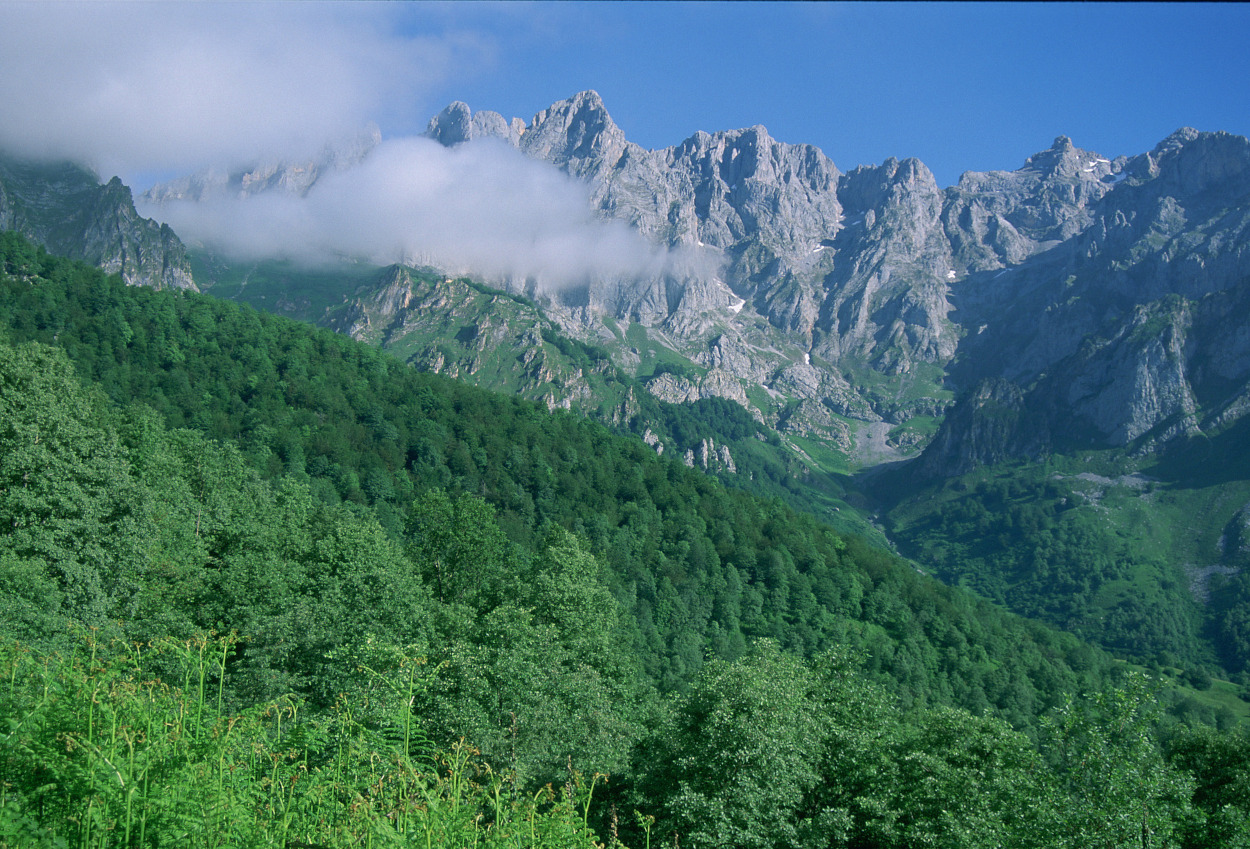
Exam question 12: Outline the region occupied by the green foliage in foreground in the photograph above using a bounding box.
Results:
[632,642,1212,849]
[4,232,1250,846]
[0,634,605,849]
[4,632,1246,849]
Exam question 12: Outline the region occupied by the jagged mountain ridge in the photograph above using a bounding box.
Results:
[422,94,1250,472]
[0,154,194,290]
[925,128,1250,473]
[137,92,1250,475]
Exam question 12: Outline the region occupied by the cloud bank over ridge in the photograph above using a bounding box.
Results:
[0,3,468,178]
[142,137,697,289]
[2,2,693,288]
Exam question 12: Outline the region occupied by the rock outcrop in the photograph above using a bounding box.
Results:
[920,128,1250,473]
[0,154,195,290]
[920,379,1049,478]
[132,93,1250,475]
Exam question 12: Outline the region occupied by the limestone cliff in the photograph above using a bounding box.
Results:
[134,93,1250,476]
[0,154,194,290]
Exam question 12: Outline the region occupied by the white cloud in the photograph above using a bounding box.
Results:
[3,1,709,290]
[0,2,477,179]
[142,136,703,290]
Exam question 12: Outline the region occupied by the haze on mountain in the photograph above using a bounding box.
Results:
[4,2,1247,291]
[0,2,706,289]
[143,133,707,289]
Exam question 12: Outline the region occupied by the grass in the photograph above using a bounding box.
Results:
[625,330,704,382]
[742,384,779,420]
[786,431,853,477]
[839,359,955,409]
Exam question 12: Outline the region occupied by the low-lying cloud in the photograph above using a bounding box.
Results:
[0,2,470,179]
[4,2,707,289]
[141,136,703,289]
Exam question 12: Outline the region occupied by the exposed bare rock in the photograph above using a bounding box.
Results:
[943,136,1118,274]
[683,437,737,473]
[118,94,1250,474]
[426,102,525,147]
[920,379,1050,478]
[698,368,751,406]
[777,399,852,451]
[642,428,664,454]
[814,157,955,372]
[921,127,1250,472]
[644,367,749,408]
[0,155,195,290]
[1062,301,1199,446]
[646,373,700,405]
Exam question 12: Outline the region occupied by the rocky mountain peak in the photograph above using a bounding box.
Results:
[519,89,628,172]
[1153,126,1202,156]
[425,102,525,147]
[1019,135,1108,181]
[425,101,473,145]
[1145,128,1250,199]
[838,157,938,213]
[0,152,195,290]
[104,92,1250,477]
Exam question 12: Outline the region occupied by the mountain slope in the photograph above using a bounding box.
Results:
[137,95,1250,478]
[34,93,1250,678]
[0,152,194,290]
[0,229,1155,731]
[931,129,1250,468]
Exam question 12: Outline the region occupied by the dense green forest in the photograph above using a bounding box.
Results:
[878,444,1250,684]
[197,251,869,541]
[2,231,1249,847]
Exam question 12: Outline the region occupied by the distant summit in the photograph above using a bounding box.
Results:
[38,91,1250,474]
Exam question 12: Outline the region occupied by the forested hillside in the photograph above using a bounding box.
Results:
[191,251,875,541]
[2,232,1248,847]
[874,440,1250,684]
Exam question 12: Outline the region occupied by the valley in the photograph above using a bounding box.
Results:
[3,88,1250,846]
[122,92,1250,680]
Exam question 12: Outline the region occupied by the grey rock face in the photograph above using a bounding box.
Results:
[416,98,1250,469]
[645,367,752,408]
[1055,300,1199,446]
[921,128,1250,474]
[519,91,632,183]
[920,379,1049,477]
[428,91,843,319]
[126,92,1250,473]
[426,102,525,147]
[682,437,737,473]
[814,157,955,372]
[0,154,195,290]
[777,399,853,451]
[944,136,1117,273]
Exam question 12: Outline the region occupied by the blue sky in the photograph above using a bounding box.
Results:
[2,0,1247,282]
[386,2,1250,187]
[1,2,1246,189]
